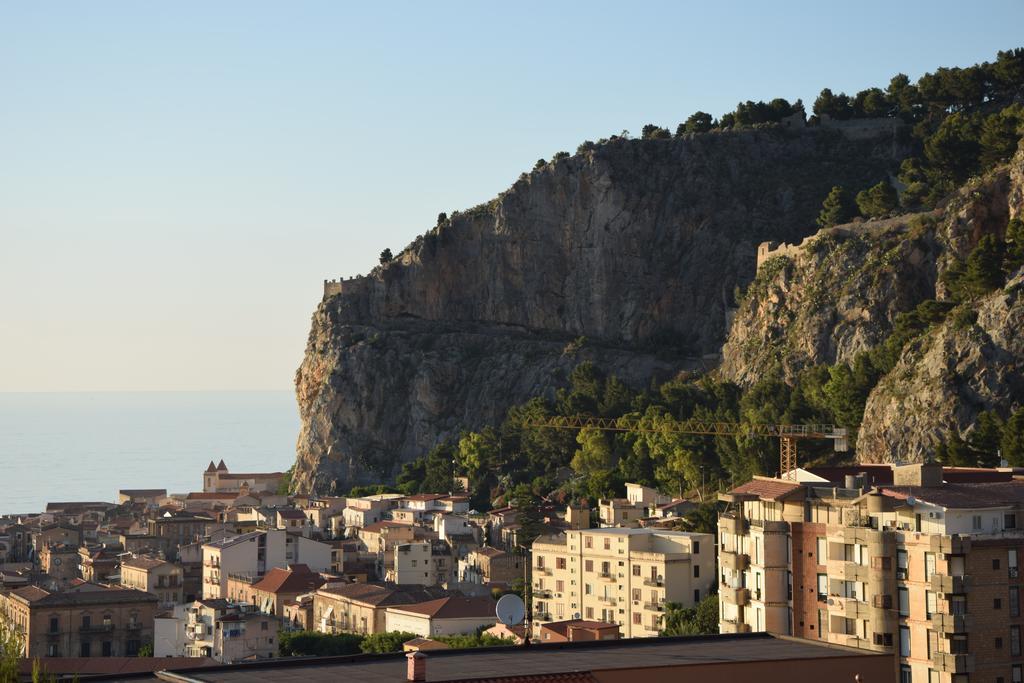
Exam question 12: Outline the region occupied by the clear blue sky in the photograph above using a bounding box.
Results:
[2,1,1021,391]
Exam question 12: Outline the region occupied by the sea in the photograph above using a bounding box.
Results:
[0,391,299,515]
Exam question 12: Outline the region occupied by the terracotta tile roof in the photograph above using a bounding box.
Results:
[251,565,326,594]
[10,585,157,607]
[387,595,496,619]
[882,481,1024,509]
[277,508,308,520]
[437,674,599,683]
[186,492,235,500]
[318,582,450,607]
[475,546,506,558]
[404,493,447,502]
[728,478,803,501]
[541,619,618,638]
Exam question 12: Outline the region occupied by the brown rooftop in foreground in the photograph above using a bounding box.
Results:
[100,632,893,682]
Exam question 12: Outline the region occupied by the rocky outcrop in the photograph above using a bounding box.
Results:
[293,127,900,494]
[719,218,941,386]
[857,274,1024,462]
[719,142,1024,463]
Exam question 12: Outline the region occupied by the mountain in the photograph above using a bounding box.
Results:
[292,125,899,494]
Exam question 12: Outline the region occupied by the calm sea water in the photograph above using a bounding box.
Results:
[0,392,299,514]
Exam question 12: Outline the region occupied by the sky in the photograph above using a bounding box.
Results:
[1,1,1022,392]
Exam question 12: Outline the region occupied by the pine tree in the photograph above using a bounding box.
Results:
[962,234,1005,297]
[1001,408,1024,466]
[1005,218,1024,275]
[816,186,855,228]
[856,181,899,218]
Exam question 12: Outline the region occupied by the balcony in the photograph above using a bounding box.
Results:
[720,550,749,572]
[931,653,974,673]
[843,562,870,583]
[534,566,552,577]
[930,613,969,634]
[930,535,971,556]
[643,577,664,587]
[643,602,665,612]
[598,572,616,582]
[930,574,970,595]
[598,595,617,606]
[126,622,142,631]
[843,599,870,620]
[750,520,788,533]
[720,618,751,634]
[718,514,748,536]
[534,589,552,599]
[871,594,892,610]
[79,623,113,633]
[720,585,750,606]
[533,612,551,621]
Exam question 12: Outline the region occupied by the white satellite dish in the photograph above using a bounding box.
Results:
[496,594,526,626]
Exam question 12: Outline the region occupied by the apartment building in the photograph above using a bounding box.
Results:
[224,563,325,616]
[718,463,1024,683]
[202,530,330,599]
[459,546,524,586]
[385,540,453,586]
[383,595,497,637]
[531,528,714,638]
[155,599,277,662]
[0,583,157,658]
[311,582,450,635]
[120,557,184,608]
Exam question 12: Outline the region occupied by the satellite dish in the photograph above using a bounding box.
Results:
[907,497,917,507]
[496,594,526,626]
[573,612,581,620]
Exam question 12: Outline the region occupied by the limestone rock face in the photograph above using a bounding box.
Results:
[719,142,1024,464]
[856,277,1024,462]
[292,129,897,494]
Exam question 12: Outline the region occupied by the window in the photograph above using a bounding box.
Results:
[585,560,593,572]
[899,626,910,658]
[80,641,90,657]
[603,538,611,550]
[556,580,564,593]
[899,666,912,683]
[997,597,1004,609]
[693,541,700,554]
[1013,587,1021,617]
[897,550,908,580]
[556,557,566,570]
[693,566,700,578]
[925,552,936,580]
[973,515,983,530]
[632,564,640,576]
[817,574,828,601]
[81,615,90,629]
[1007,513,1017,529]
[817,537,827,564]
[126,640,140,657]
[898,587,909,617]
[102,641,111,657]
[46,644,57,657]
[49,617,58,633]
[261,621,269,631]
[632,588,641,602]
[1012,549,1020,578]
[585,607,594,619]
[632,612,641,625]
[694,589,700,603]
[585,536,592,549]
[926,591,936,619]
[1014,626,1022,657]
[1013,664,1022,683]
[950,634,968,655]
[584,583,593,595]
[996,558,1004,571]
[997,637,1004,649]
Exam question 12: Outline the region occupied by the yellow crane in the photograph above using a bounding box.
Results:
[524,415,850,480]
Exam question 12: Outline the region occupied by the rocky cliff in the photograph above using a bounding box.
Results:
[293,127,900,494]
[720,143,1024,463]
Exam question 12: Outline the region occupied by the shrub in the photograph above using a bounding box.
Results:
[855,181,899,218]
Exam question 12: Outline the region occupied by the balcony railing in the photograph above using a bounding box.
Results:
[643,602,665,612]
[598,596,617,605]
[930,613,969,634]
[720,550,749,572]
[642,578,663,587]
[720,618,751,634]
[931,653,974,673]
[718,514,748,536]
[79,624,113,633]
[930,574,970,595]
[534,566,552,576]
[598,572,616,582]
[720,585,750,606]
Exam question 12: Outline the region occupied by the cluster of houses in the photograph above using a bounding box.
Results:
[0,459,712,670]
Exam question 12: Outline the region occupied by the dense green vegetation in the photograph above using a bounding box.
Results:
[279,628,516,658]
[660,594,719,636]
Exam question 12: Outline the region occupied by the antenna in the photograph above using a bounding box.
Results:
[495,594,526,626]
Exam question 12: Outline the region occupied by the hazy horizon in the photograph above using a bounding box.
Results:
[3,1,1022,392]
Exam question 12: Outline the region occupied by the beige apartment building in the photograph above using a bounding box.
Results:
[120,557,184,608]
[0,583,157,658]
[312,583,450,635]
[718,463,1024,683]
[531,528,714,638]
